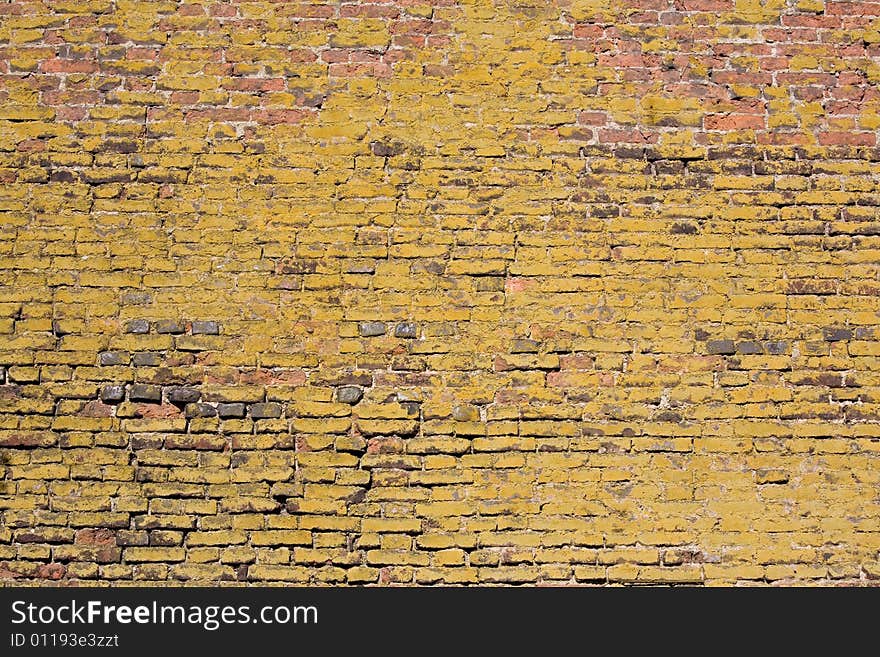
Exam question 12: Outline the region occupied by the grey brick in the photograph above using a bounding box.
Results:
[764,341,789,355]
[100,385,126,403]
[99,351,129,366]
[154,319,184,334]
[129,384,162,402]
[250,402,282,419]
[394,322,417,339]
[735,341,763,355]
[359,322,386,337]
[185,403,217,418]
[167,387,201,404]
[125,319,150,334]
[706,339,735,355]
[217,403,246,418]
[191,321,220,335]
[337,386,363,405]
[823,328,852,342]
[132,352,161,367]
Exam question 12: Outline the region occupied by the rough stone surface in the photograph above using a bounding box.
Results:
[129,384,162,403]
[100,386,126,404]
[217,403,247,419]
[167,387,201,405]
[359,322,386,337]
[99,351,129,366]
[337,387,364,405]
[154,320,184,335]
[249,403,282,419]
[131,353,161,367]
[394,323,417,339]
[706,340,736,355]
[125,320,149,335]
[2,0,879,587]
[191,321,220,335]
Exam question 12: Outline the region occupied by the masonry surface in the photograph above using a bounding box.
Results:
[1,0,879,586]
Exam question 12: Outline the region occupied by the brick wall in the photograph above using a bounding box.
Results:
[1,0,879,585]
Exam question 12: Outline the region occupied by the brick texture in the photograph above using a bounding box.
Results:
[1,0,880,586]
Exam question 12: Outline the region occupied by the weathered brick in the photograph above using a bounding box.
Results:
[100,385,126,404]
[185,403,217,419]
[394,323,417,339]
[217,403,246,418]
[359,322,386,337]
[125,320,149,334]
[129,384,161,403]
[706,340,736,355]
[154,320,184,335]
[337,386,364,405]
[249,403,282,419]
[3,0,878,589]
[167,387,201,405]
[191,321,220,335]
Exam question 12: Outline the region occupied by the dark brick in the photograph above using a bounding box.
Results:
[370,141,404,157]
[654,160,685,174]
[359,322,386,337]
[125,319,150,334]
[185,403,217,418]
[823,328,852,342]
[99,351,129,366]
[167,387,201,404]
[191,321,219,335]
[694,328,710,341]
[49,171,75,183]
[337,386,363,405]
[764,341,789,355]
[671,222,698,235]
[592,205,619,218]
[613,146,645,159]
[217,403,246,418]
[736,341,763,355]
[278,259,317,274]
[706,339,735,355]
[394,322,417,339]
[103,139,138,153]
[155,319,184,334]
[250,402,282,419]
[132,353,161,367]
[129,384,162,402]
[100,385,126,403]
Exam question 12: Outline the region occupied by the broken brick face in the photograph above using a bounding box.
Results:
[0,0,879,587]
